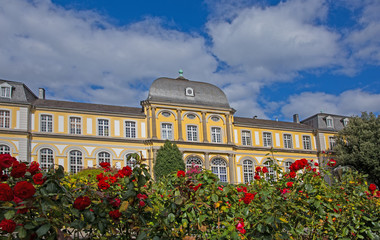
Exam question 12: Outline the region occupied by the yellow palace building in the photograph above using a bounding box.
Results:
[0,73,349,184]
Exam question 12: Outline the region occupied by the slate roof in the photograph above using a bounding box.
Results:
[0,79,37,104]
[148,77,231,109]
[234,117,314,131]
[33,99,144,116]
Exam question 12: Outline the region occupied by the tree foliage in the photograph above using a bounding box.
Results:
[153,140,185,180]
[334,112,380,186]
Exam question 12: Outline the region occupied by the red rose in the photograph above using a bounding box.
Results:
[109,198,121,208]
[99,162,110,169]
[376,191,380,198]
[109,176,117,184]
[32,173,45,185]
[314,163,319,166]
[254,174,260,180]
[191,183,202,192]
[237,186,247,193]
[139,200,146,207]
[11,162,27,178]
[262,167,269,174]
[281,188,290,195]
[177,170,186,178]
[0,183,13,201]
[236,219,246,234]
[369,183,377,192]
[137,193,148,200]
[0,171,8,181]
[118,166,132,177]
[327,159,336,167]
[109,209,121,219]
[73,196,91,210]
[28,161,40,175]
[0,219,16,233]
[13,181,35,200]
[96,173,108,181]
[255,166,262,172]
[0,154,17,169]
[286,182,293,188]
[242,192,256,204]
[98,180,110,190]
[289,171,296,178]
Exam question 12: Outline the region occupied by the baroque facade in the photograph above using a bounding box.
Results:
[0,75,349,184]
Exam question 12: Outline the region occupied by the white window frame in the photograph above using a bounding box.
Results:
[187,125,198,142]
[343,118,349,127]
[211,127,222,143]
[302,135,312,150]
[125,153,138,170]
[329,136,336,150]
[264,160,276,181]
[283,134,293,149]
[242,159,254,183]
[326,116,334,128]
[125,121,137,138]
[98,151,111,165]
[69,150,83,174]
[39,148,54,170]
[241,130,252,146]
[97,119,109,136]
[69,116,82,135]
[186,156,203,171]
[0,145,10,154]
[284,161,293,172]
[40,114,53,133]
[0,83,11,98]
[211,158,228,183]
[263,132,272,147]
[0,110,10,128]
[161,123,173,140]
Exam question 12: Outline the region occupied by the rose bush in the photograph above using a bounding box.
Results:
[0,153,379,239]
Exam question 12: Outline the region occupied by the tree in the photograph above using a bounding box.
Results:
[153,140,185,180]
[334,112,380,186]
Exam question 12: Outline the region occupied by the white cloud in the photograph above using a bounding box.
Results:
[281,89,380,119]
[207,0,342,81]
[0,0,217,106]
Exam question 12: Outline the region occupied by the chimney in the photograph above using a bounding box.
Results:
[39,88,45,99]
[293,114,300,123]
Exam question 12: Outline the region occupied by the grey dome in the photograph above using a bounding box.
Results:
[147,77,230,108]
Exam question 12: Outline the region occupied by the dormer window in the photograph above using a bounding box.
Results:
[185,87,194,97]
[326,116,334,128]
[0,83,12,98]
[343,118,349,127]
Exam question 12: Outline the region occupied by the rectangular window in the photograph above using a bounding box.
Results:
[0,110,10,128]
[302,135,311,150]
[283,134,293,149]
[329,136,336,150]
[161,123,173,140]
[187,125,198,141]
[326,117,334,128]
[1,87,10,98]
[69,117,81,134]
[125,121,136,138]
[98,119,109,136]
[40,115,52,132]
[211,127,221,143]
[263,132,272,147]
[241,130,251,146]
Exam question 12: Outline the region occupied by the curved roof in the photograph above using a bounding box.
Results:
[147,77,230,108]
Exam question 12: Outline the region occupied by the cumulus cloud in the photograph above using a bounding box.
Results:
[281,89,380,119]
[207,0,342,81]
[0,0,217,106]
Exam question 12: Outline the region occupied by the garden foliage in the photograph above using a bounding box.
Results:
[0,153,379,239]
[153,140,185,180]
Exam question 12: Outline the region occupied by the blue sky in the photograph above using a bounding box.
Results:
[0,0,379,121]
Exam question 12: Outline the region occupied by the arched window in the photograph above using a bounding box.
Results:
[0,145,10,154]
[98,151,111,165]
[69,150,83,174]
[211,158,227,183]
[264,160,276,181]
[186,156,203,171]
[243,159,254,183]
[125,153,137,170]
[40,148,54,170]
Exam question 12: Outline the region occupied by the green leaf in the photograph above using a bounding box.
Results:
[136,231,147,240]
[211,194,218,203]
[24,223,35,230]
[36,224,51,237]
[4,210,15,220]
[18,226,27,238]
[167,213,175,223]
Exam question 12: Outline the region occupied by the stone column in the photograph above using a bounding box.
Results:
[226,114,232,144]
[146,107,151,138]
[151,107,157,139]
[204,152,210,170]
[202,111,208,142]
[177,109,183,141]
[228,154,235,184]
